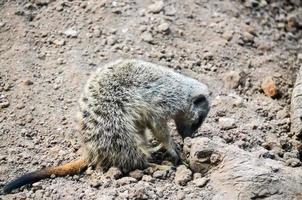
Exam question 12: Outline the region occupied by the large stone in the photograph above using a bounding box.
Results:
[174,165,192,186]
[184,137,302,199]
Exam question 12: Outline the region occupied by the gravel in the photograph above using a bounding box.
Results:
[1,0,301,199]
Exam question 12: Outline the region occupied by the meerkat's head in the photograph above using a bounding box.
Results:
[174,83,210,139]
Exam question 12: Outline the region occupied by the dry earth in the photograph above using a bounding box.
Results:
[1,0,302,199]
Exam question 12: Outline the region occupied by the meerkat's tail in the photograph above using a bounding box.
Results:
[3,158,88,194]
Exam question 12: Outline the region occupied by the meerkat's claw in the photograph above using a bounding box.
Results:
[148,163,174,172]
[166,142,181,165]
[169,148,181,165]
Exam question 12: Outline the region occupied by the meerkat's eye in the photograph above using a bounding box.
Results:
[193,95,207,105]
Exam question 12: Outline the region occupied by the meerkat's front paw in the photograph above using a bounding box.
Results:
[167,143,181,165]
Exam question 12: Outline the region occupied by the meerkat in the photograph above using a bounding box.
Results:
[3,59,210,194]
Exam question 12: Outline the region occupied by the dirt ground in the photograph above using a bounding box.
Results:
[1,0,302,199]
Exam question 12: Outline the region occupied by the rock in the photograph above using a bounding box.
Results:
[153,170,167,179]
[3,83,10,91]
[174,165,192,186]
[104,167,123,180]
[148,1,164,13]
[0,155,7,160]
[90,180,101,188]
[285,158,301,167]
[34,0,50,6]
[212,94,244,108]
[203,52,213,60]
[32,182,42,187]
[37,51,46,59]
[128,185,149,199]
[116,177,137,186]
[64,28,78,38]
[176,192,186,200]
[23,79,34,85]
[57,58,66,65]
[244,25,256,35]
[193,173,202,180]
[93,29,102,37]
[72,175,80,181]
[158,23,170,33]
[25,115,33,123]
[241,32,254,43]
[255,40,272,51]
[283,152,299,160]
[219,117,236,130]
[184,137,223,174]
[296,53,302,62]
[138,9,146,16]
[222,30,233,41]
[244,0,259,7]
[141,175,155,182]
[141,32,154,43]
[263,134,279,150]
[186,137,302,199]
[276,109,289,119]
[165,6,176,16]
[107,36,117,46]
[222,71,244,89]
[192,177,209,188]
[139,25,147,32]
[112,7,122,14]
[0,101,10,108]
[56,5,63,11]
[129,169,144,180]
[33,190,44,199]
[52,39,65,47]
[222,133,233,143]
[286,14,300,31]
[0,22,6,28]
[261,76,278,98]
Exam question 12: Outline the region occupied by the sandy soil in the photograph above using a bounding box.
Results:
[0,0,301,199]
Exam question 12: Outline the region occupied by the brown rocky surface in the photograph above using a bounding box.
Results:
[1,0,302,199]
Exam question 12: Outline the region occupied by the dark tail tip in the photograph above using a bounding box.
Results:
[3,171,48,194]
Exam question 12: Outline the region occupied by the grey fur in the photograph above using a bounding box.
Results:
[78,59,210,173]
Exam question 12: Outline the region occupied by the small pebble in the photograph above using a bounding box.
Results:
[219,117,236,130]
[192,177,209,188]
[261,76,278,98]
[174,165,192,186]
[148,1,164,13]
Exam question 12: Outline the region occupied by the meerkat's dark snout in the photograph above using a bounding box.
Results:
[175,94,210,139]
